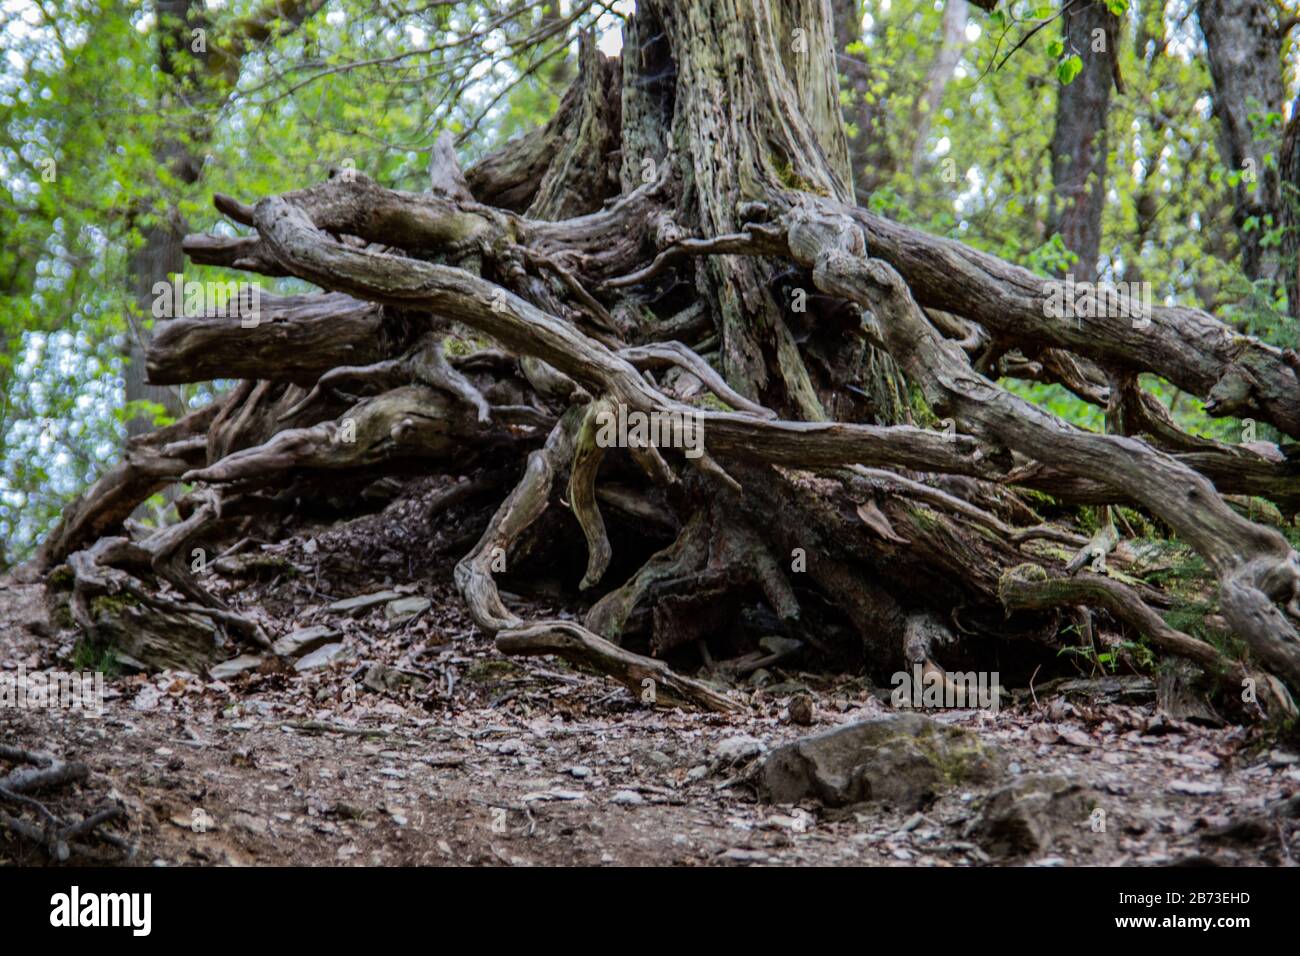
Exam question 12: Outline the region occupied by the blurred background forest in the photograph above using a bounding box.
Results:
[1,0,1296,568]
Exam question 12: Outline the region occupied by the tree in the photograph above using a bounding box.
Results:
[30,0,1300,716]
[1197,0,1285,295]
[1047,0,1119,284]
[123,0,328,439]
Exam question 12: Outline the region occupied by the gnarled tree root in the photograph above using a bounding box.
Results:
[0,745,130,863]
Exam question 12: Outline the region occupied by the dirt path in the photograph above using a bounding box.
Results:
[3,566,1298,867]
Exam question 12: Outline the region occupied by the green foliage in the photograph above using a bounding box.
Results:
[1056,53,1082,86]
[1,0,609,562]
[1057,638,1153,675]
[844,0,1296,445]
[1139,540,1211,591]
[71,637,121,676]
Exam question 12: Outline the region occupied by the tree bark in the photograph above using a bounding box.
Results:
[1198,0,1285,290]
[1047,0,1118,283]
[123,0,201,438]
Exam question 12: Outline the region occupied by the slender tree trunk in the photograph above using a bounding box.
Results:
[1047,0,1117,283]
[832,0,885,201]
[1280,98,1300,322]
[125,0,327,438]
[1198,0,1284,290]
[125,225,188,439]
[124,0,200,439]
[909,0,969,177]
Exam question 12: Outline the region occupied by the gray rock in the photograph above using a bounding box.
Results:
[715,735,765,765]
[385,596,432,621]
[638,749,673,771]
[757,713,1003,810]
[719,847,770,864]
[272,625,338,658]
[229,812,268,835]
[759,636,803,657]
[294,643,349,672]
[765,681,811,696]
[362,662,424,694]
[969,774,1104,858]
[326,591,401,615]
[209,655,263,681]
[611,790,644,806]
[1168,779,1222,796]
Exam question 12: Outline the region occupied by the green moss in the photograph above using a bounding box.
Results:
[914,726,998,786]
[46,564,75,590]
[1142,544,1211,592]
[908,385,939,427]
[1016,487,1058,510]
[771,157,827,195]
[1162,601,1245,660]
[90,593,140,617]
[1284,523,1300,552]
[1115,507,1157,539]
[908,506,941,532]
[695,392,734,413]
[443,336,475,357]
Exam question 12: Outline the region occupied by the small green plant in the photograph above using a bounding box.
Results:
[70,638,120,676]
[1058,637,1154,675]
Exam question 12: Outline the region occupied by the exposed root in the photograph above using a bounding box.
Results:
[496,621,744,713]
[569,398,614,590]
[38,28,1300,721]
[999,563,1296,718]
[0,745,130,863]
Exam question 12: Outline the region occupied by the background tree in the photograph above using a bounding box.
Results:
[1197,0,1286,298]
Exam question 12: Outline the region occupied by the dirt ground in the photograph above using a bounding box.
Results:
[3,482,1299,867]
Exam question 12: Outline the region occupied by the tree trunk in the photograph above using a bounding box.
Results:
[124,0,328,437]
[1047,0,1118,283]
[909,0,969,177]
[1279,96,1300,322]
[123,0,201,438]
[832,0,886,200]
[1198,0,1284,291]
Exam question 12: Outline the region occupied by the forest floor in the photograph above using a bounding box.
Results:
[2,478,1299,867]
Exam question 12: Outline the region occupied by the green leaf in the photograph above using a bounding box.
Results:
[1057,54,1083,85]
